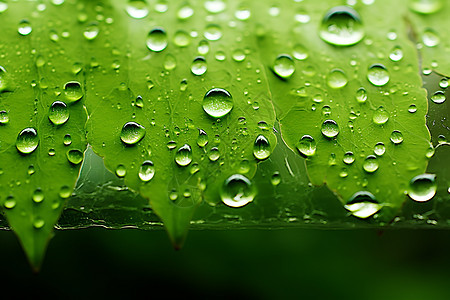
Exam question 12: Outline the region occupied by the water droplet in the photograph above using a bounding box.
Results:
[175,144,192,166]
[0,66,7,92]
[215,51,226,61]
[343,152,355,164]
[408,173,437,202]
[220,174,256,208]
[296,135,316,157]
[356,87,367,103]
[439,78,448,89]
[327,69,348,88]
[18,20,32,36]
[67,149,83,164]
[271,172,281,186]
[139,160,155,182]
[115,164,127,177]
[0,110,9,124]
[367,64,389,86]
[126,0,149,19]
[167,140,177,150]
[33,218,45,229]
[177,4,194,19]
[204,24,222,41]
[319,6,364,46]
[408,104,417,113]
[4,196,16,209]
[410,0,443,14]
[203,88,233,118]
[258,121,270,131]
[0,2,8,13]
[372,106,389,125]
[191,56,207,76]
[83,22,99,40]
[208,147,220,161]
[374,142,386,156]
[253,135,271,160]
[16,128,39,154]
[390,130,404,144]
[431,91,446,104]
[146,28,168,52]
[235,7,251,20]
[363,155,379,173]
[120,122,146,145]
[48,101,69,125]
[197,129,208,147]
[292,44,308,61]
[28,165,35,175]
[174,30,191,47]
[273,54,295,79]
[321,120,339,138]
[344,191,381,219]
[48,148,56,156]
[164,54,176,70]
[198,40,210,55]
[32,189,44,203]
[422,29,440,47]
[204,0,226,13]
[389,46,403,61]
[59,185,71,198]
[232,49,246,62]
[64,81,83,102]
[63,134,72,146]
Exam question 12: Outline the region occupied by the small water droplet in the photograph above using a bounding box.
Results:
[408,104,417,113]
[344,191,381,219]
[390,130,403,144]
[0,2,8,13]
[177,4,194,19]
[319,6,364,46]
[83,22,99,40]
[203,88,233,118]
[208,147,220,161]
[191,56,207,76]
[292,44,308,60]
[204,24,222,41]
[296,135,316,157]
[59,185,71,198]
[253,135,271,160]
[356,87,368,103]
[235,7,251,20]
[146,28,168,52]
[431,91,446,104]
[4,196,16,209]
[439,78,448,89]
[204,0,226,13]
[374,142,386,156]
[410,0,443,14]
[220,174,256,208]
[367,64,389,86]
[175,144,192,166]
[164,54,176,70]
[327,69,348,88]
[343,152,355,164]
[174,30,191,47]
[16,128,39,154]
[408,173,437,202]
[363,155,379,173]
[321,120,339,138]
[33,218,45,229]
[271,172,281,186]
[139,160,155,182]
[64,81,83,102]
[422,29,440,47]
[28,165,35,175]
[273,54,295,79]
[63,134,72,146]
[48,101,69,125]
[115,164,127,177]
[0,110,9,124]
[167,140,177,150]
[198,40,210,55]
[32,189,44,203]
[18,20,32,36]
[126,0,149,19]
[197,129,208,147]
[372,106,389,125]
[120,122,146,145]
[389,46,403,61]
[67,149,83,164]
[48,148,56,156]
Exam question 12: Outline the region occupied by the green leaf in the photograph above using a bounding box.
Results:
[84,0,277,246]
[255,0,431,221]
[0,2,87,269]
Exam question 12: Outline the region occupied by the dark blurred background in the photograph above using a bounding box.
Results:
[0,228,449,300]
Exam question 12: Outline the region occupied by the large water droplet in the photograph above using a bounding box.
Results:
[422,29,440,47]
[83,22,99,40]
[4,196,16,209]
[126,0,149,19]
[408,173,437,202]
[139,160,155,182]
[296,135,316,157]
[48,101,69,125]
[120,122,146,145]
[319,6,364,46]
[367,64,389,86]
[363,155,379,173]
[175,144,192,166]
[389,46,403,61]
[18,20,32,36]
[321,120,339,138]
[343,151,355,164]
[431,91,446,104]
[327,69,348,88]
[208,147,220,161]
[204,24,222,41]
[191,56,207,76]
[390,130,403,144]
[439,78,448,89]
[64,81,83,102]
[273,54,295,79]
[146,28,168,52]
[374,142,386,156]
[67,149,83,164]
[372,106,389,125]
[220,174,256,208]
[16,128,39,154]
[203,88,233,118]
[410,0,443,14]
[344,191,381,219]
[253,135,271,160]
